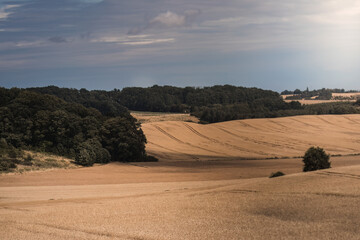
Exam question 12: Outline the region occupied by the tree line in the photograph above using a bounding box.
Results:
[282,88,359,100]
[0,87,155,168]
[27,85,360,124]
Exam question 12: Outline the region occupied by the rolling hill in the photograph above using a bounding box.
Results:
[142,114,360,161]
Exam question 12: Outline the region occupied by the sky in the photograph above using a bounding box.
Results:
[0,0,359,92]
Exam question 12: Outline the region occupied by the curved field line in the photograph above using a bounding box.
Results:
[267,120,305,134]
[153,125,230,156]
[238,121,275,132]
[9,221,145,240]
[235,121,261,131]
[183,123,269,156]
[216,126,300,151]
[224,124,357,153]
[290,118,322,130]
[147,141,199,160]
[153,125,184,144]
[343,116,360,125]
[316,116,356,131]
[317,171,360,180]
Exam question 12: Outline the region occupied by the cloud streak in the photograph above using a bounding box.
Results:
[91,34,175,46]
[128,9,200,35]
[0,4,21,20]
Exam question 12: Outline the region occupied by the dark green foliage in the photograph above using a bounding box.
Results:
[23,154,33,166]
[113,85,309,123]
[0,140,21,172]
[100,117,146,162]
[75,149,94,167]
[269,171,285,178]
[304,102,360,115]
[355,99,360,106]
[303,147,331,172]
[284,88,358,100]
[294,89,302,95]
[114,85,281,113]
[0,158,17,172]
[28,86,129,118]
[8,148,19,159]
[0,87,147,167]
[75,138,111,166]
[24,85,360,124]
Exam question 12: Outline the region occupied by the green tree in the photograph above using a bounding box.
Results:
[100,117,146,162]
[75,148,94,166]
[303,147,331,172]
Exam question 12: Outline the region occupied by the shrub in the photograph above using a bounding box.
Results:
[74,139,111,166]
[303,147,331,172]
[23,154,33,166]
[269,171,285,178]
[0,158,17,172]
[75,149,94,166]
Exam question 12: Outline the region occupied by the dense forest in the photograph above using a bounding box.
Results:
[28,85,360,123]
[0,87,155,170]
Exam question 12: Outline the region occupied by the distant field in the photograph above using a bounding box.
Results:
[284,99,356,104]
[142,114,360,160]
[282,92,360,105]
[131,111,199,124]
[332,92,360,98]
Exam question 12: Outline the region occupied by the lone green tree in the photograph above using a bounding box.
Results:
[303,147,331,172]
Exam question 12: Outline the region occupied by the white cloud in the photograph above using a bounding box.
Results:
[121,38,174,46]
[150,11,186,28]
[0,4,21,20]
[91,34,175,46]
[15,40,44,47]
[128,9,201,35]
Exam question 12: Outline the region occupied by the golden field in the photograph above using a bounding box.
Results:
[284,99,357,104]
[1,114,360,239]
[143,114,360,160]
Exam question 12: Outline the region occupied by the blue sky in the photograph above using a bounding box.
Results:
[0,0,359,92]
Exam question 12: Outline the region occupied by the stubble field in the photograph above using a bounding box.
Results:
[1,114,360,239]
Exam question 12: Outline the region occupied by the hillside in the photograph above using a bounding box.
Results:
[142,114,360,160]
[2,114,360,239]
[1,163,359,239]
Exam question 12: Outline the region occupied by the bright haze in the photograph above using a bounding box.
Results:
[0,0,359,91]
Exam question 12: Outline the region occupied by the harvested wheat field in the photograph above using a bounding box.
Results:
[1,161,360,240]
[284,99,357,104]
[1,114,360,239]
[143,114,360,160]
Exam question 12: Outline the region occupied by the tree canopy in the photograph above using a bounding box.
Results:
[0,87,148,166]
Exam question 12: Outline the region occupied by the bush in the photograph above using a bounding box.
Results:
[0,158,17,172]
[74,139,112,166]
[75,149,94,166]
[303,147,331,172]
[23,154,33,166]
[269,171,285,178]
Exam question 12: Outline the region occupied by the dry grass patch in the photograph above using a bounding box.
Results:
[131,111,199,124]
[6,151,78,174]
